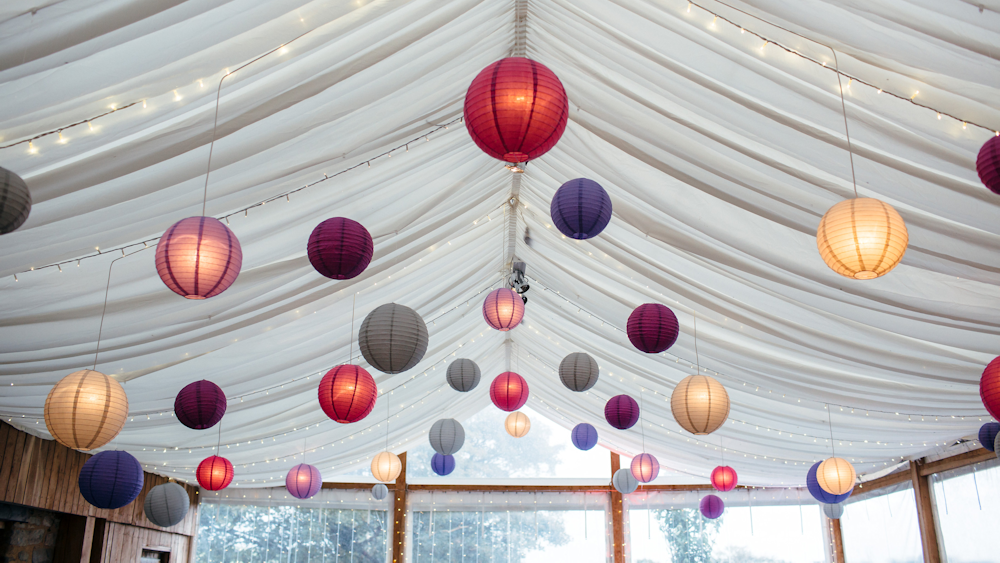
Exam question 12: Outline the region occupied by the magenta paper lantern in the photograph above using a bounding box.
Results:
[977,136,1000,194]
[700,494,724,519]
[174,380,226,430]
[156,216,242,299]
[604,394,639,430]
[627,304,679,353]
[490,372,529,411]
[631,453,659,483]
[286,463,322,500]
[483,288,525,331]
[711,465,738,492]
[307,217,373,280]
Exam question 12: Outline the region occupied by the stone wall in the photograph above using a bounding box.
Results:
[0,503,59,563]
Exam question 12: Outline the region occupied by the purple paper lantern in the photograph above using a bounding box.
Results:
[977,136,1000,194]
[79,450,144,509]
[286,463,322,500]
[807,461,852,503]
[174,380,227,430]
[605,395,640,430]
[571,423,599,450]
[980,422,1000,452]
[550,178,613,239]
[431,453,456,476]
[307,218,374,280]
[627,304,679,354]
[700,494,725,519]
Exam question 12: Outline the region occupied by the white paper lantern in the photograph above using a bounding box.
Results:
[670,374,729,435]
[817,198,908,280]
[44,370,129,451]
[559,352,599,392]
[428,419,465,455]
[371,452,402,483]
[822,502,844,520]
[143,482,189,528]
[505,412,531,438]
[817,457,856,496]
[612,468,639,494]
[371,483,388,500]
[358,304,428,374]
[446,359,481,392]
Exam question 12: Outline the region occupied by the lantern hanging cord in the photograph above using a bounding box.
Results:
[350,292,357,364]
[216,420,223,454]
[832,50,859,198]
[827,403,836,458]
[384,391,390,452]
[693,313,700,373]
[92,247,150,370]
[640,388,645,451]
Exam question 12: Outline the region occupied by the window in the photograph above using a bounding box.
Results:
[931,458,1000,563]
[839,481,922,563]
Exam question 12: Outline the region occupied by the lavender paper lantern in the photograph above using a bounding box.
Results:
[431,453,456,476]
[631,453,659,483]
[174,380,227,430]
[483,288,524,331]
[571,423,598,451]
[807,461,852,504]
[156,217,242,299]
[550,178,613,239]
[79,450,144,510]
[307,217,373,279]
[980,422,1000,452]
[700,495,724,519]
[286,463,322,500]
[627,304,679,353]
[605,394,639,430]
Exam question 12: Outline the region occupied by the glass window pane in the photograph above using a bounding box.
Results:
[840,483,922,563]
[931,458,1000,562]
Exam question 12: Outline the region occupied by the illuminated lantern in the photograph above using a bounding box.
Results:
[307,217,373,279]
[144,482,189,527]
[78,450,143,509]
[571,423,598,450]
[431,453,455,476]
[817,198,908,280]
[670,375,730,435]
[490,372,529,411]
[318,365,377,423]
[446,358,481,392]
[612,468,639,494]
[483,288,525,331]
[358,303,428,374]
[710,466,737,492]
[631,453,659,483]
[505,411,531,438]
[604,394,639,430]
[559,352,599,392]
[371,483,388,500]
[627,304,679,353]
[0,166,31,234]
[823,503,844,520]
[977,136,1000,194]
[156,217,242,299]
[197,455,234,491]
[700,495,724,519]
[371,452,402,482]
[286,463,322,500]
[463,57,569,164]
[550,178,613,239]
[980,356,1000,420]
[428,419,466,455]
[807,461,851,503]
[44,370,128,451]
[817,457,856,496]
[174,380,226,430]
[982,422,1000,452]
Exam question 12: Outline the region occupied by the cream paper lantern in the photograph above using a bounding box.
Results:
[816,198,908,280]
[670,375,729,435]
[817,457,856,496]
[505,411,531,438]
[44,370,128,451]
[371,451,402,483]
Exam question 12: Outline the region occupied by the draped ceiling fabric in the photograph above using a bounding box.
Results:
[0,0,998,488]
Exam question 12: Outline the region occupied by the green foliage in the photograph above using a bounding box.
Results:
[656,508,722,563]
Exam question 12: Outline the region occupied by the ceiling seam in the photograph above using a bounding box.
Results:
[505,0,529,371]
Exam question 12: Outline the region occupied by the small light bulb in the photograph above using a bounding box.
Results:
[173,90,182,101]
[937,113,941,120]
[58,132,66,144]
[88,121,93,131]
[142,100,146,108]
[963,122,967,129]
[28,142,36,154]
[687,2,691,12]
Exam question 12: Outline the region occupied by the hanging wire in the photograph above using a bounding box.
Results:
[832,50,859,198]
[350,292,357,364]
[693,313,700,372]
[827,403,837,458]
[92,247,150,370]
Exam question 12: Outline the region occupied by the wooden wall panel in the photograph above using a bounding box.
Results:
[96,523,192,563]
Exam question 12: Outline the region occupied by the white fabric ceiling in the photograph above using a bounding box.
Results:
[0,0,998,488]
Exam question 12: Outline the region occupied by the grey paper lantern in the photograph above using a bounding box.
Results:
[994,432,1000,459]
[822,502,844,520]
[447,359,481,392]
[613,468,639,494]
[559,352,599,392]
[143,482,189,528]
[358,303,428,374]
[0,167,30,235]
[371,483,388,500]
[429,418,465,455]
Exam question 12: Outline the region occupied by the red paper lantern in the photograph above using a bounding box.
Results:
[490,372,529,412]
[318,365,378,423]
[463,57,569,164]
[156,217,242,299]
[977,136,1000,194]
[483,288,525,331]
[197,455,234,491]
[307,217,373,280]
[981,356,1000,420]
[711,465,738,492]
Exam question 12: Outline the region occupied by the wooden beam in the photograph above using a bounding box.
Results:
[391,452,407,563]
[909,461,941,563]
[828,516,846,563]
[857,469,911,493]
[610,452,625,563]
[919,447,994,477]
[405,483,719,493]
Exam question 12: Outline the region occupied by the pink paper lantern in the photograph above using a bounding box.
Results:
[483,288,525,331]
[156,217,242,299]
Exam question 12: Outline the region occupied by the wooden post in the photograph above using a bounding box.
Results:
[391,452,408,563]
[828,516,846,563]
[909,460,941,563]
[610,452,625,563]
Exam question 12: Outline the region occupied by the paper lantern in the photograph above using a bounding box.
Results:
[571,423,599,450]
[604,394,639,430]
[817,198,908,280]
[0,166,31,234]
[817,457,856,496]
[318,365,377,423]
[670,375,730,435]
[307,217,373,279]
[45,370,128,451]
[699,495,724,519]
[431,453,456,476]
[197,455,234,491]
[286,463,322,500]
[979,422,1000,452]
[446,358,481,392]
[980,356,1000,420]
[550,178,613,239]
[823,503,845,520]
[807,462,852,503]
[174,380,226,430]
[490,372,529,411]
[559,352,599,392]
[483,288,525,331]
[144,482,190,528]
[505,411,531,438]
[977,136,1000,194]
[612,468,639,494]
[995,434,1000,460]
[358,303,428,374]
[429,419,466,455]
[79,451,143,509]
[371,483,388,500]
[711,466,738,492]
[627,304,679,353]
[371,452,402,482]
[156,216,242,299]
[631,453,659,483]
[463,57,569,163]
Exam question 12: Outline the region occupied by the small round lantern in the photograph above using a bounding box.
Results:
[980,356,1000,420]
[559,352,599,392]
[807,462,852,503]
[670,375,730,435]
[446,358,481,392]
[700,495,724,519]
[490,372,529,411]
[307,217,374,279]
[483,288,525,331]
[550,178,613,239]
[627,304,679,353]
[358,303,428,374]
[0,166,31,234]
[817,198,908,279]
[318,365,377,423]
[45,370,128,451]
[79,450,143,509]
[371,452,402,482]
[431,453,456,476]
[631,453,659,483]
[979,422,1000,452]
[823,503,845,520]
[571,423,599,451]
[144,482,189,528]
[817,457,856,496]
[604,394,639,430]
[174,380,226,430]
[286,463,322,500]
[976,136,1000,194]
[197,455,234,491]
[156,216,242,299]
[994,434,1000,459]
[711,466,738,492]
[464,57,569,164]
[612,468,639,494]
[505,411,531,438]
[428,419,466,455]
[371,483,388,500]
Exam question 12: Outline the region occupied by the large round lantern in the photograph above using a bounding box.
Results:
[197,455,234,491]
[505,411,531,438]
[429,419,466,455]
[977,136,1000,194]
[670,375,730,435]
[0,166,31,234]
[823,503,845,520]
[286,463,322,500]
[490,372,529,411]
[817,198,908,280]
[371,452,402,483]
[559,352,599,392]
[45,370,128,451]
[604,394,639,430]
[174,380,226,430]
[79,450,143,509]
[816,457,856,496]
[699,495,724,519]
[446,358,481,392]
[807,461,852,503]
[571,423,598,450]
[358,303,428,374]
[463,57,569,164]
[318,365,377,423]
[980,356,1000,420]
[483,288,525,331]
[627,304,679,353]
[982,422,1000,452]
[156,216,242,299]
[711,466,738,492]
[308,217,374,279]
[431,453,456,476]
[612,467,639,494]
[144,482,189,528]
[551,178,613,239]
[371,483,388,500]
[631,453,659,483]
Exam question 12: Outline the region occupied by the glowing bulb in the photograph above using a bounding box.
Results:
[28,142,36,154]
[58,132,66,144]
[88,121,93,131]
[761,41,768,50]
[687,2,691,12]
[846,79,852,89]
[110,104,116,110]
[173,90,182,101]
[963,122,967,129]
[911,91,919,99]
[199,80,204,88]
[280,46,288,54]
[142,100,146,108]
[937,113,941,120]
[711,16,717,26]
